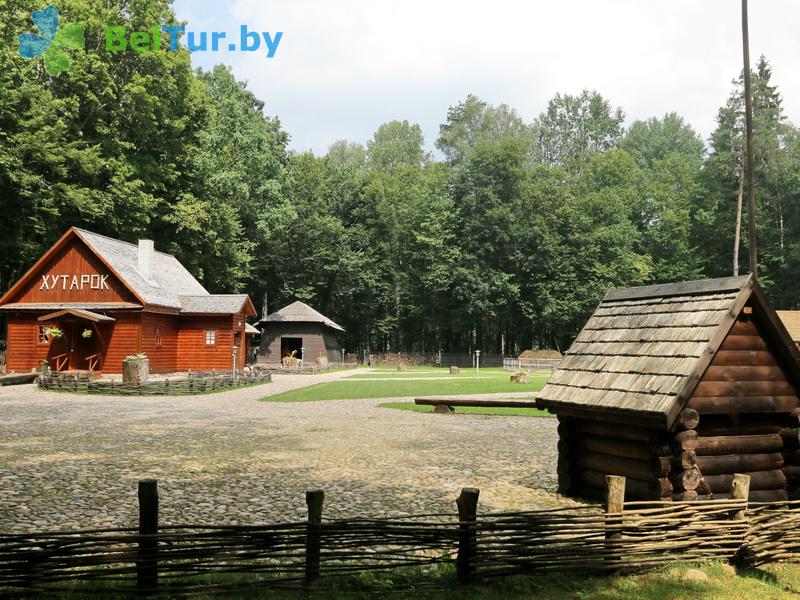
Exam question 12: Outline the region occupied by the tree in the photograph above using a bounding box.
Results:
[621,113,705,170]
[366,120,428,171]
[532,89,624,170]
[436,94,532,165]
[698,57,796,301]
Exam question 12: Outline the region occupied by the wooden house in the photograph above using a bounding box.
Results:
[257,301,343,364]
[536,275,800,502]
[0,227,256,374]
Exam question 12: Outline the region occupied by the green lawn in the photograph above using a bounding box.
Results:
[346,367,546,379]
[378,401,548,417]
[49,561,800,599]
[261,372,546,403]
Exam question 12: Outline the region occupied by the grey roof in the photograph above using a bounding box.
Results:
[260,301,345,331]
[537,275,754,427]
[75,228,209,309]
[179,295,250,314]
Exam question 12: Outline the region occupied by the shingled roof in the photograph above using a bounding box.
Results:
[179,295,252,315]
[75,228,208,309]
[536,274,800,429]
[260,301,344,332]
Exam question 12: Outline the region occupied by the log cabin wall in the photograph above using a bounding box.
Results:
[685,307,800,502]
[556,415,677,501]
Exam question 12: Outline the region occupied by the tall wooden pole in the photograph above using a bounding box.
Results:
[741,0,757,279]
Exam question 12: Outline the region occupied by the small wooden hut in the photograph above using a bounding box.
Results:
[536,274,800,502]
[257,301,344,364]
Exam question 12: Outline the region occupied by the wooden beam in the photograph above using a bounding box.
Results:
[687,395,799,414]
[695,452,783,475]
[713,350,776,366]
[695,434,783,455]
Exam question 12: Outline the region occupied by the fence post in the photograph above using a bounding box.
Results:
[305,490,324,583]
[137,479,159,593]
[605,475,625,572]
[731,473,751,520]
[456,487,480,583]
[731,473,751,567]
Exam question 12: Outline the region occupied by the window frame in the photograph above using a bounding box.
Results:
[37,325,51,345]
[205,329,216,346]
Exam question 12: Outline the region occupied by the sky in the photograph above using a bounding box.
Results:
[172,0,800,156]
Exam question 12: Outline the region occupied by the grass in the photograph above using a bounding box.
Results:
[378,401,548,417]
[261,372,546,402]
[28,561,800,598]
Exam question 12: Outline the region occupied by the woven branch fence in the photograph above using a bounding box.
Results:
[37,370,272,396]
[2,475,800,595]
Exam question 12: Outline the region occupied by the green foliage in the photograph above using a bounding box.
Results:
[532,89,625,170]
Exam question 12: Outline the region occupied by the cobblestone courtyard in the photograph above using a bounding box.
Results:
[0,372,565,532]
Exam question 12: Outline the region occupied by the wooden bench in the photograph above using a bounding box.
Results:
[415,397,538,414]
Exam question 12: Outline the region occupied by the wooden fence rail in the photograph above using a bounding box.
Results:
[2,475,800,595]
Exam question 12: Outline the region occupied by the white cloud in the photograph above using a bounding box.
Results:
[173,0,800,155]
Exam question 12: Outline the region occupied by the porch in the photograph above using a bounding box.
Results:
[38,309,113,373]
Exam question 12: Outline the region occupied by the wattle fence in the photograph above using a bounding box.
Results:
[1,475,799,595]
[38,370,272,395]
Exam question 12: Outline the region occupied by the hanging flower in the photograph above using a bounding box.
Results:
[82,329,92,338]
[46,326,63,339]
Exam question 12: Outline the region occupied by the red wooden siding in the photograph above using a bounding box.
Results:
[176,315,237,372]
[139,313,179,373]
[5,238,137,305]
[6,315,49,372]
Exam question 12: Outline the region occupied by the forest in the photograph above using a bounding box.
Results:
[3,0,800,356]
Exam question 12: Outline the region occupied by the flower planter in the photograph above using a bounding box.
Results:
[123,358,149,384]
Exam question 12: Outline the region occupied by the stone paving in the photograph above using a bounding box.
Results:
[0,371,570,532]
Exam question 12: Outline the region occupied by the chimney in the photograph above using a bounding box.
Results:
[138,239,155,282]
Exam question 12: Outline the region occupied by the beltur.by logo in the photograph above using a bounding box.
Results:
[106,25,283,58]
[16,4,283,77]
[18,5,85,75]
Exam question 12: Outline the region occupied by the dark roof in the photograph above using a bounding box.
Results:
[179,295,251,314]
[536,274,800,428]
[260,301,344,331]
[75,229,208,309]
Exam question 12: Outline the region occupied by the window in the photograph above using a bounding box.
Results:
[155,325,162,348]
[205,329,216,345]
[37,325,50,344]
